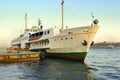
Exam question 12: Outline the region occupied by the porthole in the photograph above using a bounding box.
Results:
[71,37,73,39]
[68,32,73,34]
[66,38,68,40]
[83,29,88,32]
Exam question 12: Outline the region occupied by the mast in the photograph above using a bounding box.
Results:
[38,18,41,30]
[38,18,41,27]
[25,13,27,30]
[91,12,94,25]
[61,0,64,30]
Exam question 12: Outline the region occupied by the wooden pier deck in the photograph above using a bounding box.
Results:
[0,50,40,63]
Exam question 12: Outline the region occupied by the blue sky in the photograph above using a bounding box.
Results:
[0,0,120,47]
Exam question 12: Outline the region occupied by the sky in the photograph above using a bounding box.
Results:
[0,0,120,47]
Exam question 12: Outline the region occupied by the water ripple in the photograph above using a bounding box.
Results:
[0,49,120,80]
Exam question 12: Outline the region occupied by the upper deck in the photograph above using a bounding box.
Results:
[29,28,60,42]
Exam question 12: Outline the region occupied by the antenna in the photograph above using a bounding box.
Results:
[38,18,41,27]
[91,12,94,25]
[61,0,64,31]
[25,13,27,30]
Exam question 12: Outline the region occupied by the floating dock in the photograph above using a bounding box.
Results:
[0,51,40,63]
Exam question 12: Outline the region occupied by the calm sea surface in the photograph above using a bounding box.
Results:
[0,49,120,80]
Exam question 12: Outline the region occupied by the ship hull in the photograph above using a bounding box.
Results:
[29,26,99,62]
[46,52,87,62]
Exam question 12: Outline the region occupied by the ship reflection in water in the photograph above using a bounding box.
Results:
[0,49,120,80]
[0,59,95,80]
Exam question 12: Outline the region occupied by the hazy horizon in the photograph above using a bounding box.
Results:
[0,0,120,47]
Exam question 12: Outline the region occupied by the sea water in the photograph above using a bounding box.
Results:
[0,49,120,80]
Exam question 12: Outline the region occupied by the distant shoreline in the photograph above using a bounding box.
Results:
[91,42,120,49]
[91,47,120,49]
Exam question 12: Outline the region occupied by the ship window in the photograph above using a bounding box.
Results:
[32,34,35,37]
[71,37,73,39]
[55,39,57,41]
[42,41,44,45]
[40,42,42,46]
[48,40,49,44]
[66,38,68,40]
[47,30,50,34]
[45,41,46,45]
[40,31,43,35]
[61,38,63,40]
[36,33,39,36]
[30,35,31,38]
[44,31,46,35]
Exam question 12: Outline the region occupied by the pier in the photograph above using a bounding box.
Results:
[0,50,40,63]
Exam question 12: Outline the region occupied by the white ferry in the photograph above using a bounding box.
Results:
[11,0,99,62]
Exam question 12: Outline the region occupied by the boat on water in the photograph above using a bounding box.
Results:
[11,0,99,62]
